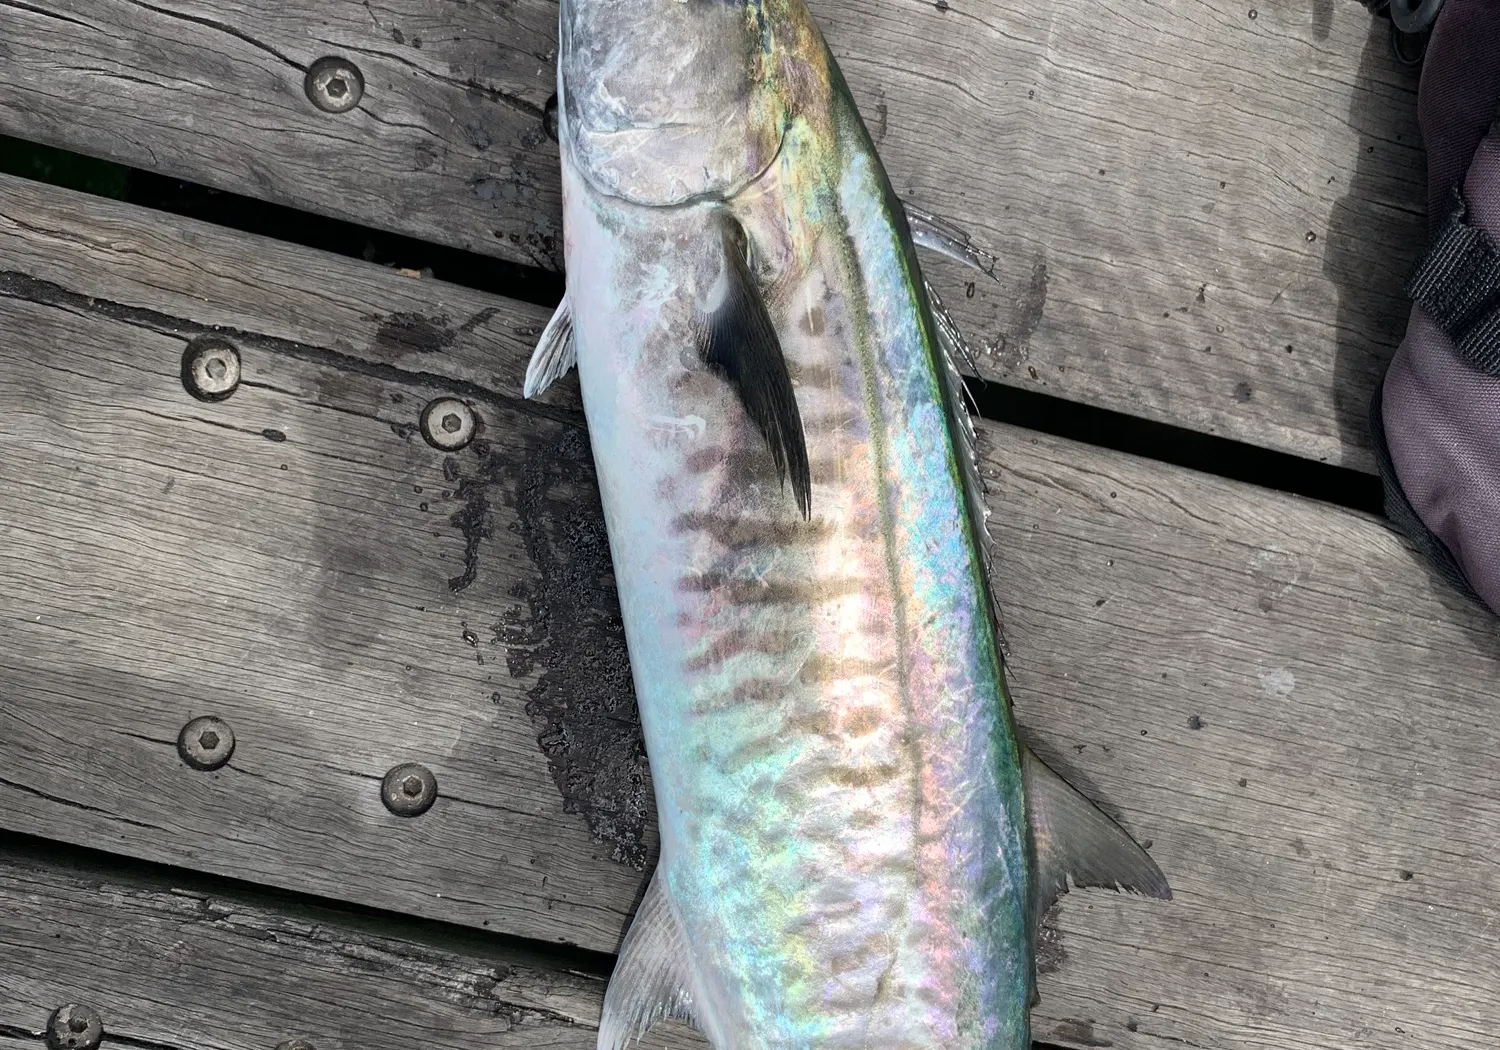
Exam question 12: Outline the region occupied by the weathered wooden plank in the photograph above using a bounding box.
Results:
[841,0,1425,474]
[0,0,561,267]
[0,0,1422,468]
[0,171,648,954]
[0,835,700,1050]
[3,175,1498,1050]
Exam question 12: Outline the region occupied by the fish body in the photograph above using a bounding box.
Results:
[535,3,1169,1048]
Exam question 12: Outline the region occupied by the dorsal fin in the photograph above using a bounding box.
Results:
[1023,746,1173,933]
[598,870,699,1050]
[695,212,812,519]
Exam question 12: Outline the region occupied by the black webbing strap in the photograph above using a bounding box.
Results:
[1406,191,1500,377]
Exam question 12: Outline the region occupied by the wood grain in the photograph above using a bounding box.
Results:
[0,0,561,267]
[0,835,700,1050]
[0,0,1424,468]
[0,171,647,953]
[3,175,1498,1050]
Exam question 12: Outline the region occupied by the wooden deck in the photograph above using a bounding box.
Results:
[0,1,1493,1048]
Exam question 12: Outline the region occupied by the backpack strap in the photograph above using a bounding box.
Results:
[1405,190,1500,378]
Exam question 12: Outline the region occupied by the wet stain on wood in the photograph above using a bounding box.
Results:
[451,425,651,870]
[1051,1018,1112,1047]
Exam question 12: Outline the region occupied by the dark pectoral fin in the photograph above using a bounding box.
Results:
[696,215,811,519]
[1023,746,1172,935]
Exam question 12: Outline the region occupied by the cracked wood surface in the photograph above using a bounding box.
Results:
[0,836,700,1050]
[0,0,1424,470]
[4,176,1499,1050]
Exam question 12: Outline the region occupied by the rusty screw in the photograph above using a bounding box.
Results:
[381,762,438,817]
[182,337,242,402]
[305,56,364,114]
[420,398,477,451]
[46,1004,103,1050]
[178,716,236,771]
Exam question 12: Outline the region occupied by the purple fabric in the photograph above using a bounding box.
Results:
[1382,0,1500,613]
[1417,0,1500,236]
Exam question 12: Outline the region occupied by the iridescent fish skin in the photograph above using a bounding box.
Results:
[550,2,1078,1048]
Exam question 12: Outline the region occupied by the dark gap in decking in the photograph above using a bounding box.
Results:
[122,169,568,309]
[967,379,1386,516]
[0,828,616,978]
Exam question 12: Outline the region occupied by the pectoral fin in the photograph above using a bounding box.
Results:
[598,869,699,1050]
[1023,746,1172,932]
[696,213,811,519]
[523,294,577,399]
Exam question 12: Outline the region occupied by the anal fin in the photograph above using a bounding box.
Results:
[599,869,699,1050]
[1023,746,1172,934]
[523,293,577,399]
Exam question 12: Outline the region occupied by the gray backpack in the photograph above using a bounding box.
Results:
[1370,0,1500,614]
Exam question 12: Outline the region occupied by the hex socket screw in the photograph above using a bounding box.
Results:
[420,398,477,451]
[381,763,438,817]
[178,716,236,771]
[305,57,364,113]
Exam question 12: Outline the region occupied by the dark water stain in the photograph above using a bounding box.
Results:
[375,312,456,354]
[453,425,649,869]
[1051,1018,1112,1047]
[1310,0,1332,39]
[373,308,502,359]
[1035,906,1067,975]
[448,461,492,594]
[1008,256,1049,350]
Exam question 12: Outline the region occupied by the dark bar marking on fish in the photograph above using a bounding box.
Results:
[672,510,833,548]
[798,654,897,684]
[825,763,905,790]
[683,630,807,672]
[688,677,789,715]
[695,212,812,519]
[677,571,866,605]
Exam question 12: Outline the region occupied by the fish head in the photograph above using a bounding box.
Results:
[558,0,807,206]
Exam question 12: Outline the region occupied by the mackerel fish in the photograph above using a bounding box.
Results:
[522,2,1172,1047]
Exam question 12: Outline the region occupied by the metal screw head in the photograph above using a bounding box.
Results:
[276,1042,318,1050]
[178,716,236,771]
[381,762,437,817]
[420,398,477,451]
[182,337,242,401]
[46,1004,103,1050]
[305,56,364,113]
